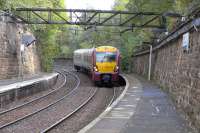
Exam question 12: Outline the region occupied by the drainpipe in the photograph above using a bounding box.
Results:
[148,45,152,81]
[20,43,25,80]
[134,44,153,80]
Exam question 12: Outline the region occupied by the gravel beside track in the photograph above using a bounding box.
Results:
[0,71,78,132]
[1,86,95,133]
[45,81,122,133]
[0,66,125,133]
[114,86,124,101]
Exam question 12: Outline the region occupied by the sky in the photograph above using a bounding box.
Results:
[64,0,115,10]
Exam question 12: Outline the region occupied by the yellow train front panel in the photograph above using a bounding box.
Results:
[96,62,116,73]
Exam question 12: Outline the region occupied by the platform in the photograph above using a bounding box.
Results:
[79,74,195,133]
[0,73,58,106]
[0,73,58,93]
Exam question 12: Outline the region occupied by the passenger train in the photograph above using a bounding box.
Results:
[73,46,120,85]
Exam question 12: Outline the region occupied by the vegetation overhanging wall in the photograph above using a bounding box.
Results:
[132,17,200,131]
[0,16,41,80]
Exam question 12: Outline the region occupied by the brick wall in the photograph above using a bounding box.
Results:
[0,16,41,80]
[132,23,200,130]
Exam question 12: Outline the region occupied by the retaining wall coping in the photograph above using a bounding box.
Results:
[0,73,58,94]
[134,17,199,57]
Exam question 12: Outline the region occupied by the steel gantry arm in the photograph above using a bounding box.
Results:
[99,12,118,25]
[120,15,165,34]
[86,12,98,23]
[120,14,140,26]
[52,11,71,24]
[12,8,165,29]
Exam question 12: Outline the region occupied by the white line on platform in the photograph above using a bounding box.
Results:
[0,73,58,93]
[78,75,130,133]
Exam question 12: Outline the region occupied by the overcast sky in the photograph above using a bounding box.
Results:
[65,0,115,10]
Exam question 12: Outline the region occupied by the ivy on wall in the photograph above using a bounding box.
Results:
[0,0,199,72]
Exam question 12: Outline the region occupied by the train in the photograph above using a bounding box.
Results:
[73,46,120,85]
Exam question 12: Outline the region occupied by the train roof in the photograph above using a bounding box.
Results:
[95,46,118,52]
[74,46,118,53]
[74,48,93,53]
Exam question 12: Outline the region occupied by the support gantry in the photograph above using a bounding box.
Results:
[8,8,167,34]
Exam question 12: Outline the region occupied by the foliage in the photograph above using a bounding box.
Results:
[113,0,129,10]
[175,0,200,14]
[0,0,199,72]
[34,25,62,71]
[0,0,63,9]
[126,0,174,12]
[0,0,69,72]
[112,0,200,72]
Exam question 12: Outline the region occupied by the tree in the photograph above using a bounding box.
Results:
[1,0,199,72]
[0,0,67,71]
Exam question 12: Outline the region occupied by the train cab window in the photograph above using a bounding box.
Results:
[96,52,116,62]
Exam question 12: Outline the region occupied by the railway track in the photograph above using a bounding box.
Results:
[107,87,116,107]
[0,71,66,112]
[0,68,124,133]
[42,84,121,133]
[0,70,67,114]
[41,87,98,133]
[0,70,80,132]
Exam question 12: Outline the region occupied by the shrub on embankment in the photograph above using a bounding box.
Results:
[0,0,69,72]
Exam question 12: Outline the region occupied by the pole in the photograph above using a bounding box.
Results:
[148,45,152,80]
[20,43,25,80]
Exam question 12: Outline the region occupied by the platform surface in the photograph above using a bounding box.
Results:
[0,73,58,93]
[85,74,195,133]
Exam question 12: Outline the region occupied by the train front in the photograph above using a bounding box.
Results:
[92,46,120,85]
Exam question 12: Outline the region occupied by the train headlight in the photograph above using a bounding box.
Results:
[114,66,119,72]
[94,66,98,72]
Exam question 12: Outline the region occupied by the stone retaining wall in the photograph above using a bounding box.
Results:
[0,16,41,80]
[132,20,200,131]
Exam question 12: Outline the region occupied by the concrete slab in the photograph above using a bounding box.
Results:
[80,74,195,133]
[0,72,59,107]
[80,74,143,133]
[0,73,58,93]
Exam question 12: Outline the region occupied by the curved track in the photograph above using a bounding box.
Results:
[107,87,116,107]
[0,67,125,133]
[41,87,98,133]
[0,70,80,132]
[43,83,122,133]
[0,71,66,115]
